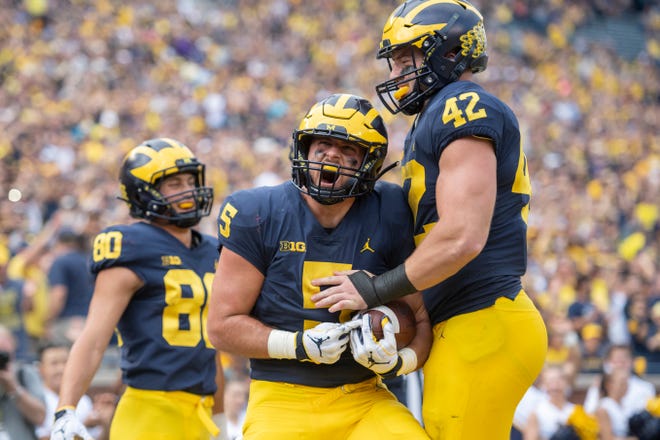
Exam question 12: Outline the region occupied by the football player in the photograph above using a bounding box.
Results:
[311,1,548,439]
[208,94,432,439]
[50,138,226,440]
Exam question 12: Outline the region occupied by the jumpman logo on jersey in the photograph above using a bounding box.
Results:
[360,238,375,253]
[306,333,331,357]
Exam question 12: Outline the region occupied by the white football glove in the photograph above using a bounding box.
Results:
[296,321,360,364]
[50,408,93,440]
[350,313,401,376]
[211,413,228,440]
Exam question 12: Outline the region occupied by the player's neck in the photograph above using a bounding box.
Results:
[302,194,355,229]
[153,222,193,248]
[461,71,474,81]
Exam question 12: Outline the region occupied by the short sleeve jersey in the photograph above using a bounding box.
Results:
[402,80,531,325]
[90,222,218,395]
[216,181,415,387]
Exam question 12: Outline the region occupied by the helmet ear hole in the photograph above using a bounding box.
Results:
[444,48,461,59]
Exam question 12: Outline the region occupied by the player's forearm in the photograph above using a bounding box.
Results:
[210,314,274,359]
[401,294,432,368]
[406,225,485,291]
[408,319,432,368]
[348,241,479,310]
[57,334,106,407]
[351,224,486,309]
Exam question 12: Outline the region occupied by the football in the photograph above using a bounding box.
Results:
[364,299,417,349]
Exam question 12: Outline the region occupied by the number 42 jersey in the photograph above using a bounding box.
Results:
[90,222,218,395]
[402,80,532,325]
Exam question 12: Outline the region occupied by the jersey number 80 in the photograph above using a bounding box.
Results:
[93,231,214,349]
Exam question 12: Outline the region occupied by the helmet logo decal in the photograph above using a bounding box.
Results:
[461,21,487,58]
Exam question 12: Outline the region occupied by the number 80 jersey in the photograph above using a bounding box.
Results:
[90,222,218,395]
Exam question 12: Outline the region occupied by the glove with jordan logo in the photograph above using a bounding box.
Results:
[50,407,93,440]
[350,313,417,378]
[267,321,360,365]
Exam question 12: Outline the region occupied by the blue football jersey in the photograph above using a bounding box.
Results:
[90,222,218,395]
[216,181,415,387]
[402,80,532,325]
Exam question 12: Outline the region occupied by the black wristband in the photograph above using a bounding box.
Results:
[54,408,70,421]
[295,332,309,361]
[348,264,417,308]
[348,271,379,308]
[379,355,403,379]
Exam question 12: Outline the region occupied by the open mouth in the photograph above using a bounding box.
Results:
[319,164,340,186]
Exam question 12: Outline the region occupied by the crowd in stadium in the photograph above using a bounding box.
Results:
[0,0,659,439]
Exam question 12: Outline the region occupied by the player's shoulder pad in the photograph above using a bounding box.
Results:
[427,81,513,144]
[90,222,155,270]
[373,180,406,201]
[372,181,411,221]
[95,222,144,241]
[433,81,503,112]
[219,182,292,229]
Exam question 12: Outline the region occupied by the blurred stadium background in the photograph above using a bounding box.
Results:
[0,0,658,403]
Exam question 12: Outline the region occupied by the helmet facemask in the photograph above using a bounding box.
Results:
[146,166,214,228]
[291,94,390,205]
[376,38,440,116]
[292,135,379,205]
[376,0,488,115]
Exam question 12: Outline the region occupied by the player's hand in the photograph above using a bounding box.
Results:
[296,321,360,364]
[350,314,401,376]
[311,271,369,313]
[313,266,417,312]
[211,412,228,440]
[51,408,94,440]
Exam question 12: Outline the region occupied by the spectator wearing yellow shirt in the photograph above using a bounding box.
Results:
[6,215,61,358]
